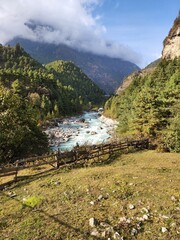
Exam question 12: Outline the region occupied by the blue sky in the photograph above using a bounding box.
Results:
[0,0,179,67]
[93,0,179,67]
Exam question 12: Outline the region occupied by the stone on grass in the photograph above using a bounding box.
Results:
[128,204,135,210]
[98,195,103,201]
[161,227,168,233]
[113,231,121,239]
[101,231,106,238]
[89,218,98,227]
[131,228,138,235]
[90,201,95,205]
[141,207,149,213]
[171,196,177,202]
[105,226,114,234]
[119,217,126,222]
[171,222,176,227]
[136,217,145,222]
[142,214,149,220]
[161,215,169,219]
[8,191,17,198]
[91,229,99,236]
[126,218,131,224]
[54,181,61,185]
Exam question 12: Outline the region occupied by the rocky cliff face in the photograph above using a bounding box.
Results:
[116,14,180,95]
[162,15,180,59]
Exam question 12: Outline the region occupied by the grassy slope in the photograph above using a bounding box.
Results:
[0,151,179,240]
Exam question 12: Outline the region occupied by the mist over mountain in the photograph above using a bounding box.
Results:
[8,38,140,93]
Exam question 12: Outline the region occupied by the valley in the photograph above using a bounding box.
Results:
[0,5,179,240]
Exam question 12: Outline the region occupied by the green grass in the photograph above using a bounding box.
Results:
[0,150,179,239]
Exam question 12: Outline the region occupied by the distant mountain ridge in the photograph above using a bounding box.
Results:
[7,38,140,94]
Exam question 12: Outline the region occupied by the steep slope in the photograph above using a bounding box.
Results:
[46,60,105,106]
[162,13,180,59]
[0,44,105,117]
[0,44,81,118]
[104,16,180,152]
[7,38,140,94]
[116,59,160,95]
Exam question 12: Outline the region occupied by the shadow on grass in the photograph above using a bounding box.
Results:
[0,191,103,239]
[0,151,122,191]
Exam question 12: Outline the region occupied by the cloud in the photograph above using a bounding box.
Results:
[0,0,141,64]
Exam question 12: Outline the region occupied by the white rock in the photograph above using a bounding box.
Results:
[101,231,106,238]
[142,214,149,220]
[8,191,17,198]
[119,217,126,222]
[98,195,103,201]
[91,229,99,236]
[90,201,95,205]
[113,232,121,239]
[89,218,97,227]
[55,181,61,185]
[141,207,149,213]
[171,222,176,227]
[171,196,177,202]
[105,226,114,234]
[126,218,131,223]
[131,228,138,235]
[136,217,145,222]
[161,227,168,233]
[161,215,169,219]
[128,204,135,210]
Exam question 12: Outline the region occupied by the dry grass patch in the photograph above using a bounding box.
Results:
[0,150,179,239]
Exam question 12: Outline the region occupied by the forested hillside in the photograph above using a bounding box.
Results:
[46,60,105,107]
[104,58,180,152]
[0,44,105,162]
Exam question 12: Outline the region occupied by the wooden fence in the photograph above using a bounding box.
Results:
[0,139,149,182]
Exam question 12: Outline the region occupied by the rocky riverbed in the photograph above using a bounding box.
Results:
[44,111,117,151]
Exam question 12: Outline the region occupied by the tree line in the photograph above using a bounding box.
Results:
[104,58,180,152]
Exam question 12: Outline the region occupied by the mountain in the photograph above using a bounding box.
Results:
[116,59,160,95]
[0,44,104,118]
[7,38,140,94]
[104,15,180,152]
[45,60,105,106]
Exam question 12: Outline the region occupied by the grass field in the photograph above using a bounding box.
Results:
[0,150,179,240]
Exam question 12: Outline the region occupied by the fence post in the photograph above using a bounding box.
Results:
[56,150,60,168]
[14,160,19,182]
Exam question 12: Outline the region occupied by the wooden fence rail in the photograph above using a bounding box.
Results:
[0,139,149,182]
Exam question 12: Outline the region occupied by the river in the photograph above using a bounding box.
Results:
[45,111,117,152]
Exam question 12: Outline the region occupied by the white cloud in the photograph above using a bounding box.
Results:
[0,0,141,64]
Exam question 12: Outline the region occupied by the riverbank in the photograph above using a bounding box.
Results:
[44,112,117,151]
